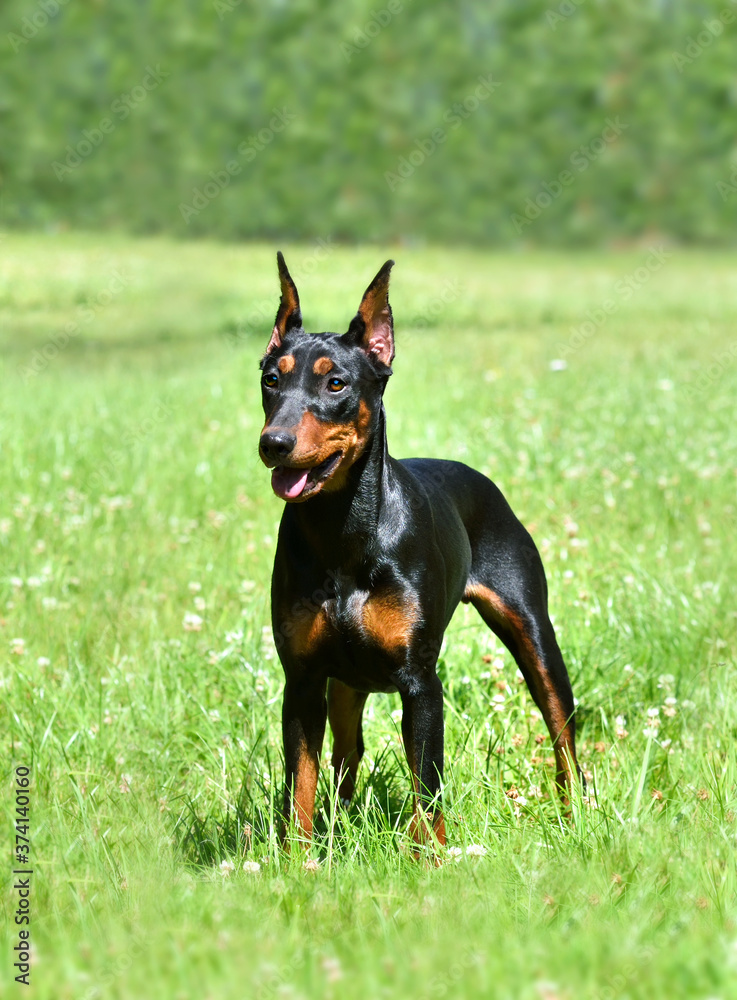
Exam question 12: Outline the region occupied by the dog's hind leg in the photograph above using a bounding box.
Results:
[464,574,580,793]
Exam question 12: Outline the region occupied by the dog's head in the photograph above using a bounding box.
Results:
[259,253,395,502]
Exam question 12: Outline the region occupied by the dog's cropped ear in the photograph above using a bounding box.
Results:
[266,251,302,354]
[344,260,395,367]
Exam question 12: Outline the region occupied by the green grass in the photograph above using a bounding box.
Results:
[2,233,736,999]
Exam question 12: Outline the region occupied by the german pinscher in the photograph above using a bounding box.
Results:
[259,253,580,849]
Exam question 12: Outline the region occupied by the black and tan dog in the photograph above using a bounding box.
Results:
[259,253,580,849]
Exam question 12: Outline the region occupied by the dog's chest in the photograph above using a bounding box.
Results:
[283,582,419,667]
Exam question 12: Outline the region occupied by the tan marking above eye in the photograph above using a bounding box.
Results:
[278,355,296,373]
[313,356,334,375]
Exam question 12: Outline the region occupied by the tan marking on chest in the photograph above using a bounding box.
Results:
[285,605,332,657]
[361,591,419,652]
[312,356,334,375]
[278,354,296,373]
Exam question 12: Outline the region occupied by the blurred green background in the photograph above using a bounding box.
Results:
[3,6,737,998]
[2,0,736,245]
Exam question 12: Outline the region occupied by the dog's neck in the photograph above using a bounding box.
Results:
[291,405,395,568]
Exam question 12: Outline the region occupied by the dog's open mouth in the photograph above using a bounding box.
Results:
[271,451,343,501]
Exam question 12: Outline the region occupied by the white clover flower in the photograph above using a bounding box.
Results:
[242,860,261,874]
[643,726,658,739]
[466,844,487,858]
[322,957,343,983]
[219,860,235,877]
[183,612,203,632]
[446,846,463,861]
[647,707,660,718]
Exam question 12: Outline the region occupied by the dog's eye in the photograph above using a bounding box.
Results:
[327,377,346,392]
[262,373,278,389]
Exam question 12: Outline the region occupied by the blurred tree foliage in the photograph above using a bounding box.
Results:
[1,0,736,244]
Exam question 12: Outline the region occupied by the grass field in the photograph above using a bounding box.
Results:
[2,233,736,999]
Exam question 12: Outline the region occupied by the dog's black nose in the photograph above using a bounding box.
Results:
[260,429,297,463]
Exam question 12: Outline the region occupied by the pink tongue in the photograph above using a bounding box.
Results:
[271,467,309,500]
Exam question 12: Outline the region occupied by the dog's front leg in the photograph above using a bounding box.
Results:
[400,673,446,851]
[281,675,327,845]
